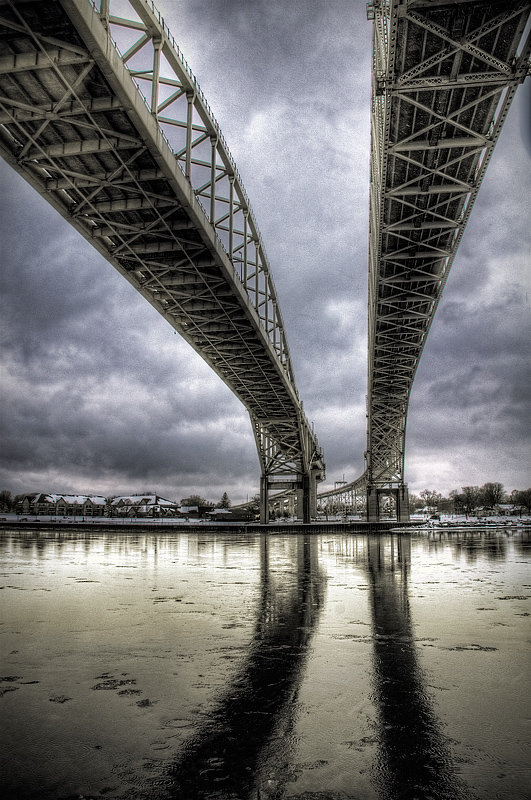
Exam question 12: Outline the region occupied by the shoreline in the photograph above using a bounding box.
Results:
[0,518,529,535]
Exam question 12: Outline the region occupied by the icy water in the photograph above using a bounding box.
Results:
[0,529,529,800]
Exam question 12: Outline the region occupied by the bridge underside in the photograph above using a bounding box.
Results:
[314,0,530,522]
[363,0,530,521]
[1,0,528,521]
[0,0,324,520]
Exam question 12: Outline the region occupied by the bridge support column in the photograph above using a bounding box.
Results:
[295,476,310,523]
[367,485,410,523]
[310,470,318,520]
[260,476,269,525]
[367,485,380,523]
[303,474,311,524]
[396,485,410,522]
[295,472,317,524]
[288,495,295,517]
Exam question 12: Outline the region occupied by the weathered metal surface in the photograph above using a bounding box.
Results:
[0,0,325,519]
[366,0,530,494]
[320,0,530,519]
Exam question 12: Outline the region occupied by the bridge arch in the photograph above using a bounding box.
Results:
[318,0,531,521]
[0,0,324,519]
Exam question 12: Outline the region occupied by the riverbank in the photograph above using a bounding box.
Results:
[1,516,529,536]
[0,517,427,535]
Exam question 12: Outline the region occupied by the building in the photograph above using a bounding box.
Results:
[207,508,255,522]
[108,495,179,517]
[16,493,106,516]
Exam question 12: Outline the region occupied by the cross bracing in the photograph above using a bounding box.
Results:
[316,0,530,516]
[362,0,531,503]
[316,473,369,518]
[0,0,324,520]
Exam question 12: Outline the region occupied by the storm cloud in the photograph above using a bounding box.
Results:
[1,0,529,502]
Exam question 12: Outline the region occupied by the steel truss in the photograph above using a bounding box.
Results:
[0,0,324,521]
[364,0,530,517]
[317,474,368,518]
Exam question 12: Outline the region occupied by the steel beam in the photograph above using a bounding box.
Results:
[364,0,530,521]
[0,0,325,510]
[318,0,530,522]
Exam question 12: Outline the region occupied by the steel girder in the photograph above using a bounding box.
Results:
[0,0,325,508]
[366,0,530,492]
[317,473,369,515]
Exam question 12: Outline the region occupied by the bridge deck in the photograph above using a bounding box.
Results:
[0,0,324,504]
[316,0,530,515]
[366,0,530,490]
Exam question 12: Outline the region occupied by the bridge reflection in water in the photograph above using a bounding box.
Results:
[169,535,326,797]
[168,534,469,799]
[366,536,469,800]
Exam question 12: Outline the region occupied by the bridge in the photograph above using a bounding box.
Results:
[0,0,325,523]
[362,0,530,521]
[316,0,530,522]
[0,0,529,522]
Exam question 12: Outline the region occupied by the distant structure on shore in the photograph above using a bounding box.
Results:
[14,492,254,521]
[109,494,178,517]
[17,493,107,517]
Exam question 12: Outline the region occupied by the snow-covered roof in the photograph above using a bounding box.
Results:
[110,495,176,506]
[35,493,106,505]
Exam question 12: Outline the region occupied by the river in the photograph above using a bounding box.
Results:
[0,527,529,799]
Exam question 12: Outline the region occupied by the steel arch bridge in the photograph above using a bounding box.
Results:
[0,0,529,522]
[319,0,530,521]
[0,0,325,523]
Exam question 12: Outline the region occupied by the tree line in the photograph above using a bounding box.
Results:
[410,483,531,514]
[179,492,232,509]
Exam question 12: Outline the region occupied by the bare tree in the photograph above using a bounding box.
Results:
[480,482,504,508]
[514,489,531,514]
[420,489,443,510]
[180,495,213,508]
[408,493,423,511]
[461,486,481,517]
[0,490,12,512]
[448,489,463,514]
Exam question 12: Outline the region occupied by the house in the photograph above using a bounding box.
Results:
[476,507,494,518]
[16,493,37,515]
[45,494,106,516]
[207,508,232,522]
[437,498,456,515]
[108,495,178,517]
[495,504,514,517]
[179,505,199,519]
[16,493,106,516]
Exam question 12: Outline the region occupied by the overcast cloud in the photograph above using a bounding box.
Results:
[1,0,530,503]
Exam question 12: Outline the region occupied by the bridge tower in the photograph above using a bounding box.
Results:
[365,0,530,521]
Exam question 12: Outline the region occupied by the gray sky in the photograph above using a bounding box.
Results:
[1,0,530,504]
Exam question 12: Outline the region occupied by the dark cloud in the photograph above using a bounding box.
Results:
[1,0,529,501]
[0,156,252,501]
